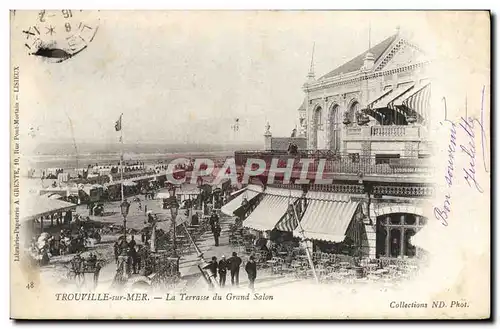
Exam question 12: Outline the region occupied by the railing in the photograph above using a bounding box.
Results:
[343,125,421,138]
[371,126,406,137]
[234,151,432,176]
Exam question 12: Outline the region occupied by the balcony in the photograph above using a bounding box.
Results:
[234,150,433,182]
[344,125,422,140]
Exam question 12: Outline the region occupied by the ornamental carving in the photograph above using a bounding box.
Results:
[306,62,429,92]
[309,184,365,194]
[373,185,434,197]
[361,141,371,156]
[403,142,418,157]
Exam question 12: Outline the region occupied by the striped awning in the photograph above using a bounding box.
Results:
[220,184,263,216]
[275,200,302,232]
[400,83,431,120]
[368,83,415,110]
[293,191,359,243]
[365,88,393,110]
[243,187,303,232]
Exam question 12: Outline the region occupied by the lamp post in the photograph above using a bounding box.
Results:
[196,178,203,212]
[120,199,130,240]
[167,184,179,257]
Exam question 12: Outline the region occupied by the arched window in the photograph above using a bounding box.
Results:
[314,107,323,131]
[329,105,342,151]
[375,213,427,258]
[311,106,323,149]
[347,101,361,124]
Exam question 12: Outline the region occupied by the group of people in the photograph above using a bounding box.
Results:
[114,236,147,275]
[207,252,257,290]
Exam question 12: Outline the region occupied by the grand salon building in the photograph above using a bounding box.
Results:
[225,31,434,259]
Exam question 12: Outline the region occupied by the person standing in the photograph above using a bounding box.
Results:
[228,251,242,286]
[218,255,228,288]
[128,236,137,274]
[208,256,218,283]
[245,256,257,291]
[209,212,219,232]
[213,223,221,247]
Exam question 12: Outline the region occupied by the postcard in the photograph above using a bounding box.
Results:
[10,10,490,319]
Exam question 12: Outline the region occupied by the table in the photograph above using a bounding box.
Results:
[339,262,350,268]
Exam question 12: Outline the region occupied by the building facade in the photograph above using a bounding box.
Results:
[230,30,434,260]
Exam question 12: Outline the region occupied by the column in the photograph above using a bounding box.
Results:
[385,223,390,257]
[400,214,405,257]
[150,224,156,252]
[325,117,332,150]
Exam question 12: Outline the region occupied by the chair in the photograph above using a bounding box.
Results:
[270,257,285,275]
[313,251,322,261]
[244,244,254,255]
[266,256,279,266]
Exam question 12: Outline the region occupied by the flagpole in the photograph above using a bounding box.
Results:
[120,114,124,202]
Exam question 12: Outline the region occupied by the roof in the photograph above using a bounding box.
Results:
[319,34,398,80]
[22,195,77,221]
[221,186,261,216]
[297,98,307,112]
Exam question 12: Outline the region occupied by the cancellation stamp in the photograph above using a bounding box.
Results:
[22,10,99,63]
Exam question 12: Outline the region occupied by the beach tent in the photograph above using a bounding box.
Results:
[21,195,77,222]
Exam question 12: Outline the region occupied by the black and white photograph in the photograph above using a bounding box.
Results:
[9,10,490,319]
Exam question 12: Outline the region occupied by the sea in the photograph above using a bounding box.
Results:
[24,151,234,171]
[23,141,262,179]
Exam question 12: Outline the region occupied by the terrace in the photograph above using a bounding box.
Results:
[234,150,434,184]
[344,125,423,141]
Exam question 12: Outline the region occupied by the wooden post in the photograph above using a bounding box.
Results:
[293,204,318,284]
[385,217,390,257]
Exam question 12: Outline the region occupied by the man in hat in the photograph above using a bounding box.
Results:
[218,255,229,287]
[213,223,221,247]
[228,251,242,286]
[208,256,218,283]
[209,212,219,232]
[245,255,257,291]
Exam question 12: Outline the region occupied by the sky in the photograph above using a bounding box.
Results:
[12,11,452,147]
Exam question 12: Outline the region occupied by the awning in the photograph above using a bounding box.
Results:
[365,88,393,109]
[368,83,415,110]
[275,200,300,232]
[400,83,431,120]
[230,187,247,197]
[293,191,359,243]
[221,184,263,216]
[22,195,77,222]
[243,187,303,231]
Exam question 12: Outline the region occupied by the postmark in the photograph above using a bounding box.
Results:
[23,10,100,63]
